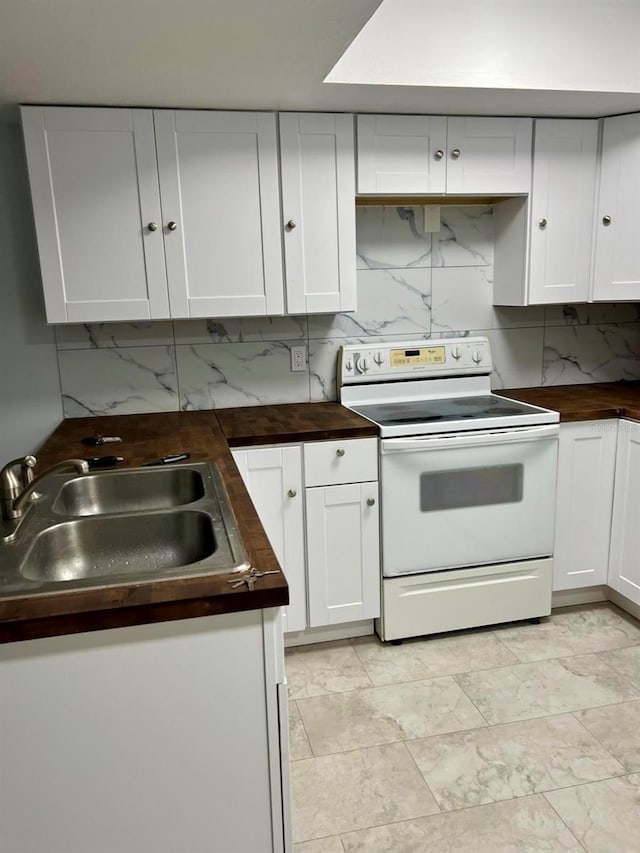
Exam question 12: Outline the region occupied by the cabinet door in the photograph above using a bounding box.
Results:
[593,114,640,301]
[0,612,283,853]
[21,106,169,323]
[154,110,284,318]
[446,117,532,194]
[356,114,447,194]
[232,446,306,632]
[528,120,598,304]
[280,113,356,313]
[306,482,380,627]
[553,420,617,591]
[608,420,640,605]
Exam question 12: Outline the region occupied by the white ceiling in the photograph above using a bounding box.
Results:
[2,0,640,123]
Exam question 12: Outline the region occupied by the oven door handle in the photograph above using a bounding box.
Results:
[380,424,560,453]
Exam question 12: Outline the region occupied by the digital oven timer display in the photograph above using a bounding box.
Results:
[390,346,446,367]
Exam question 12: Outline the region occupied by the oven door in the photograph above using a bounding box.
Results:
[380,425,559,576]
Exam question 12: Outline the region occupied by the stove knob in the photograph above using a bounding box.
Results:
[355,356,371,374]
[345,360,353,372]
[373,353,384,366]
[451,346,462,360]
[472,350,483,364]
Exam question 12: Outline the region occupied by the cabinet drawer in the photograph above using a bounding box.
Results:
[304,438,377,486]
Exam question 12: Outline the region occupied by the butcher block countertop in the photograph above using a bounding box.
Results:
[1,404,374,643]
[501,380,640,422]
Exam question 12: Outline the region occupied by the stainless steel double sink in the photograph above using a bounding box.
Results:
[0,463,250,598]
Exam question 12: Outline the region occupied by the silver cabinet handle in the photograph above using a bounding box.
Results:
[602,214,612,226]
[287,489,297,498]
[147,222,158,232]
[286,219,297,230]
[434,149,444,161]
[539,218,547,229]
[366,497,376,506]
[336,448,345,457]
[167,221,178,231]
[451,148,461,159]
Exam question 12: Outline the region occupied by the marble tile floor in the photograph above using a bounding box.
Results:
[286,603,640,852]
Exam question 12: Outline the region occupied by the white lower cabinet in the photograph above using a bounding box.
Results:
[608,420,640,605]
[553,420,617,590]
[233,438,380,633]
[306,482,380,627]
[231,445,306,632]
[0,609,290,853]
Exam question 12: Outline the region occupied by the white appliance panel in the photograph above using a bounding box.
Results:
[381,426,558,576]
[378,559,553,642]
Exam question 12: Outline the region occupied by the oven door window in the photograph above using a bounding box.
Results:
[420,464,523,512]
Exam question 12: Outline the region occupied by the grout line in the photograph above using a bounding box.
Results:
[452,673,492,727]
[400,740,443,814]
[292,698,316,760]
[569,707,632,773]
[542,788,600,853]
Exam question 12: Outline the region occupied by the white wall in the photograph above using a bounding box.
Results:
[0,124,63,458]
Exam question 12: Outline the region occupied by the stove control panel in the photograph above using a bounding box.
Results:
[338,337,492,384]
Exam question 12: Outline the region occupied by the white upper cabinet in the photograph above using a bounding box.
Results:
[356,115,532,195]
[357,115,447,194]
[445,117,533,194]
[592,113,640,301]
[280,113,356,314]
[22,106,359,323]
[21,107,170,324]
[154,110,283,318]
[528,119,599,304]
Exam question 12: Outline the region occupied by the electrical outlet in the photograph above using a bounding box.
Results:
[291,345,307,372]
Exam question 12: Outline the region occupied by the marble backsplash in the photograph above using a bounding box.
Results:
[54,206,640,417]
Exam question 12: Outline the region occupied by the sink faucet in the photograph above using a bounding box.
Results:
[0,456,89,521]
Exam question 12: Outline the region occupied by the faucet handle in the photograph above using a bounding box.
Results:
[1,455,37,496]
[21,456,37,486]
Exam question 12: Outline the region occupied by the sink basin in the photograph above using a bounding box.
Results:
[21,511,217,583]
[53,467,205,516]
[0,462,250,598]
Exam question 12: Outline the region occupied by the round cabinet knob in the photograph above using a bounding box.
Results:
[287,489,297,498]
[451,346,462,360]
[286,219,297,230]
[451,148,461,159]
[147,222,158,232]
[355,356,370,374]
[336,448,346,457]
[539,218,548,229]
[434,149,444,161]
[602,214,612,226]
[472,350,483,364]
[366,497,376,507]
[167,221,177,231]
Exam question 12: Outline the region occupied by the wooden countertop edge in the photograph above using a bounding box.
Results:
[500,383,640,422]
[224,424,378,446]
[0,405,370,643]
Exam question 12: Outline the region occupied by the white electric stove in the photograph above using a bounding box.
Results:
[338,337,560,642]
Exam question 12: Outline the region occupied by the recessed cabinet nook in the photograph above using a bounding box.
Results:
[21,105,640,324]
